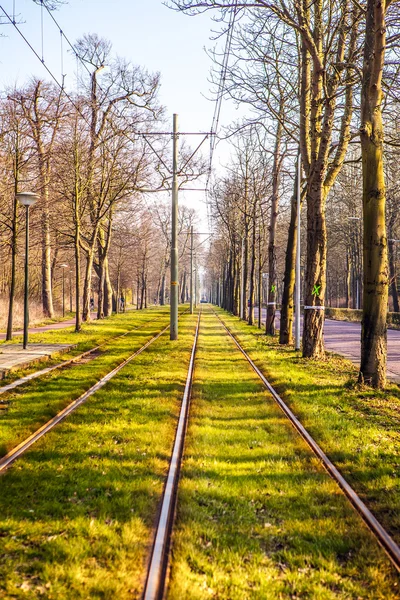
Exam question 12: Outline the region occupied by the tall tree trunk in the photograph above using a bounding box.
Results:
[346,249,351,308]
[6,150,20,341]
[103,257,113,317]
[248,220,256,325]
[359,0,389,388]
[75,231,82,333]
[388,235,399,313]
[41,184,54,318]
[302,176,326,359]
[280,167,302,344]
[266,119,282,335]
[234,255,240,316]
[180,270,187,303]
[82,242,97,322]
[160,272,166,305]
[97,256,106,319]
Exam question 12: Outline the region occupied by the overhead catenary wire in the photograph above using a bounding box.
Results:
[4,1,214,199]
[0,3,92,129]
[207,1,238,191]
[205,1,238,230]
[0,4,159,192]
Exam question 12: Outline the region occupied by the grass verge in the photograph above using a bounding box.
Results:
[168,308,399,599]
[212,308,400,547]
[0,306,183,455]
[0,312,198,599]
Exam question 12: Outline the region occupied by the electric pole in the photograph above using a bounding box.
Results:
[190,225,194,314]
[170,114,179,340]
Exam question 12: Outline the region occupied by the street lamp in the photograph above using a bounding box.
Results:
[60,264,68,317]
[17,192,39,350]
[348,216,361,309]
[69,270,73,312]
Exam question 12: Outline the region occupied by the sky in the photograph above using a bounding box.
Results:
[0,0,240,228]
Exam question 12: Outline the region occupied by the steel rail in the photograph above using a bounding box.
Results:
[143,310,201,600]
[214,310,400,573]
[0,313,189,475]
[0,310,186,396]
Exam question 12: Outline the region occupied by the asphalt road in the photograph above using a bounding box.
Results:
[255,308,400,383]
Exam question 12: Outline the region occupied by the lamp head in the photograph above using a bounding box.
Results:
[60,263,68,268]
[17,192,39,207]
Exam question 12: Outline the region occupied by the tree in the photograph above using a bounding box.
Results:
[358,0,391,388]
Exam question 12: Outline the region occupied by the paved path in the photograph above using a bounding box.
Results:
[0,343,76,377]
[254,308,400,383]
[0,313,97,340]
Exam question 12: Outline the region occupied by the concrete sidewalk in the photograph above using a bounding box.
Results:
[0,313,97,341]
[0,343,76,379]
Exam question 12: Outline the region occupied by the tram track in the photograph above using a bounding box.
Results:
[142,306,399,600]
[142,310,201,600]
[0,306,397,597]
[213,309,400,574]
[0,309,189,474]
[0,309,185,397]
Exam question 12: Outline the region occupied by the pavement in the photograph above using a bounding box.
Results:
[0,343,76,378]
[0,313,97,377]
[0,313,97,340]
[254,308,400,383]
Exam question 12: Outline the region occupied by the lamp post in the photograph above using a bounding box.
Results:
[69,270,73,312]
[60,264,68,317]
[348,216,361,309]
[17,192,39,350]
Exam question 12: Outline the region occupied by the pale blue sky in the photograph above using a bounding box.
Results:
[0,0,242,225]
[0,0,238,135]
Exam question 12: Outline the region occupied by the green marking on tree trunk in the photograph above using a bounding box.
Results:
[312,284,321,297]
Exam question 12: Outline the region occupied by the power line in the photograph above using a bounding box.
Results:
[0,4,91,128]
[206,1,238,229]
[207,1,238,187]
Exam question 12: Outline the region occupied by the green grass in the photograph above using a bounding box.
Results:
[0,313,198,599]
[0,306,183,455]
[167,309,399,599]
[212,308,400,547]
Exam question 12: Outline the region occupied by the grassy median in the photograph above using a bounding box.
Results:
[212,307,400,548]
[0,313,198,599]
[168,308,399,599]
[0,306,183,456]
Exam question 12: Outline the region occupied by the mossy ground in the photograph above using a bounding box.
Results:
[214,307,400,545]
[0,306,179,456]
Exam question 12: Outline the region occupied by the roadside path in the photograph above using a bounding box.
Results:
[0,313,97,340]
[254,308,400,382]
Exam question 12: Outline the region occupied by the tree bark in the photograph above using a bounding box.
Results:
[6,142,20,341]
[266,118,282,335]
[388,233,399,313]
[248,221,256,325]
[358,0,389,388]
[280,166,302,345]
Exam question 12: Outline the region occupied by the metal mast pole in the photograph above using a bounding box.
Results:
[23,205,29,350]
[190,225,194,314]
[170,114,179,340]
[62,269,65,317]
[240,237,245,319]
[194,263,197,308]
[295,152,301,351]
[69,271,73,312]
